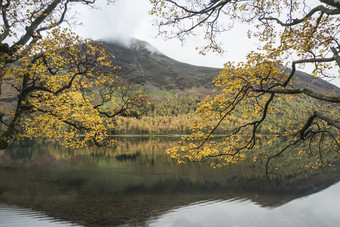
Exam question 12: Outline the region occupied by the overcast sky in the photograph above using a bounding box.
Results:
[73,0,260,66]
[73,0,340,87]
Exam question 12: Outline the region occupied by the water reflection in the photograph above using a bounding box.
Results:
[0,203,80,227]
[147,181,340,227]
[0,137,339,226]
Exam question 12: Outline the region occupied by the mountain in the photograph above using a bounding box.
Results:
[100,39,220,90]
[100,38,340,95]
[2,38,339,110]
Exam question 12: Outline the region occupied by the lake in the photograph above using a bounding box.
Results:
[0,137,339,226]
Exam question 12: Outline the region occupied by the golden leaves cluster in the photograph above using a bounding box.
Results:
[153,0,340,167]
[7,27,122,148]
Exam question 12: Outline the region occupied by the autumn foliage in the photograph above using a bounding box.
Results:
[151,0,340,174]
[0,0,148,150]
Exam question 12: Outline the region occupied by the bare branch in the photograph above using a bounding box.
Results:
[259,5,340,27]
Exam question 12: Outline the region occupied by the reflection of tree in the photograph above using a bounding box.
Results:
[1,138,340,225]
[0,160,339,226]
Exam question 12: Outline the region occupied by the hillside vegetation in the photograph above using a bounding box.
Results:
[97,39,340,135]
[1,39,339,136]
[111,95,323,135]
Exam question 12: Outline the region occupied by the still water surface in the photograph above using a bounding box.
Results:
[0,137,339,226]
[146,181,340,227]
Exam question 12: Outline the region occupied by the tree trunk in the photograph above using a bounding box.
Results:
[0,115,21,150]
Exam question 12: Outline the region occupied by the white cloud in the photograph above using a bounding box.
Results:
[72,0,340,87]
[74,0,150,45]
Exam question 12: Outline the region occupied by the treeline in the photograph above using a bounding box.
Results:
[111,94,320,135]
[146,96,200,117]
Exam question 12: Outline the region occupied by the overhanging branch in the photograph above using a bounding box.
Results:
[315,111,340,130]
[253,88,340,103]
[259,5,340,27]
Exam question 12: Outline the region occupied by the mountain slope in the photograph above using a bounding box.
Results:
[101,39,340,95]
[101,39,220,90]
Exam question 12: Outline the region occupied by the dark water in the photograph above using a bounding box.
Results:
[0,137,339,226]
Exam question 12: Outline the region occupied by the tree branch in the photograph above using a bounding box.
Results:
[10,0,63,54]
[259,5,340,27]
[253,88,340,103]
[315,111,340,130]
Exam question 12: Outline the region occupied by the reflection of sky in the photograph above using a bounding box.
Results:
[146,181,340,227]
[0,204,81,227]
[0,182,339,227]
[1,180,339,227]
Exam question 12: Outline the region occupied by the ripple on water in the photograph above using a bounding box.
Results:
[0,203,81,227]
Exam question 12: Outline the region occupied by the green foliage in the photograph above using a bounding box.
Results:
[110,94,324,136]
[147,96,200,117]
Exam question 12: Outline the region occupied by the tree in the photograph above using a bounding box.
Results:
[0,0,148,150]
[150,0,340,177]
